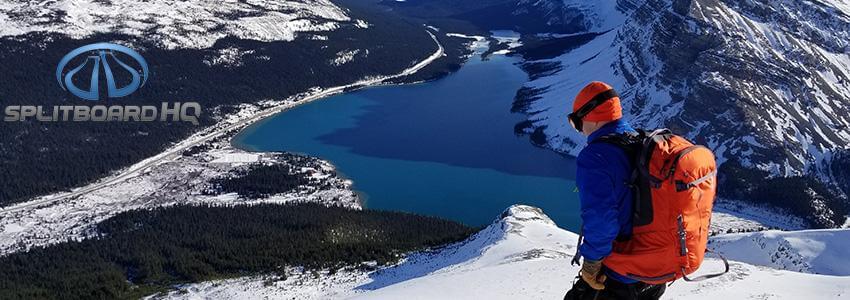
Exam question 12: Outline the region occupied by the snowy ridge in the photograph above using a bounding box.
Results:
[710,228,850,275]
[156,205,580,299]
[157,205,850,299]
[0,0,362,49]
[710,198,809,234]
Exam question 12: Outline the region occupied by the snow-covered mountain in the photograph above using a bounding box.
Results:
[524,0,850,169]
[710,228,850,275]
[513,0,850,227]
[384,0,637,34]
[0,0,364,49]
[155,205,850,299]
[513,0,636,32]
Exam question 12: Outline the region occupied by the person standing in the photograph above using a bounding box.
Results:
[564,81,666,300]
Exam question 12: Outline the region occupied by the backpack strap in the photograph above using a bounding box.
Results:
[676,169,717,192]
[620,249,729,283]
[593,128,644,142]
[590,129,657,227]
[641,129,673,187]
[575,133,644,258]
[681,249,730,281]
[571,228,584,267]
[623,272,677,283]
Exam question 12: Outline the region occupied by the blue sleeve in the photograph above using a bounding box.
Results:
[576,145,621,261]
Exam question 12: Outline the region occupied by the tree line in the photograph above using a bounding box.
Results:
[0,203,476,299]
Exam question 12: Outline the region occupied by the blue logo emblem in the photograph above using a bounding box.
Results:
[56,43,149,101]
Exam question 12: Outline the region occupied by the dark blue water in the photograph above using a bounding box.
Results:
[234,50,580,229]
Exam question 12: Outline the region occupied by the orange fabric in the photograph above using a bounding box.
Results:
[602,134,717,284]
[572,81,622,122]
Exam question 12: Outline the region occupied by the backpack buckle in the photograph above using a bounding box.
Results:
[650,181,662,189]
[675,180,689,192]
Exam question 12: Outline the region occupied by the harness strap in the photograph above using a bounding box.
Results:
[624,272,677,282]
[623,249,729,283]
[571,228,584,266]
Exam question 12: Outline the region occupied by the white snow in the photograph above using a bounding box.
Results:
[2,224,24,234]
[0,146,359,255]
[210,152,261,164]
[710,198,808,234]
[0,0,362,49]
[555,0,631,32]
[490,30,523,49]
[446,33,485,41]
[204,47,257,67]
[330,49,363,66]
[711,229,850,275]
[154,205,850,299]
[817,0,850,17]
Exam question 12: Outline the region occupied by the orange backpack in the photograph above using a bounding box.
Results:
[576,129,728,284]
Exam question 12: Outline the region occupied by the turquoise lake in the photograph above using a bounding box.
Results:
[234,48,581,229]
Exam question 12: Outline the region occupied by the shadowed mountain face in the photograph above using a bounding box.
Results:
[381,0,642,34]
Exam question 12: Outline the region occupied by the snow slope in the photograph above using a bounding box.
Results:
[710,198,809,234]
[555,0,636,32]
[710,229,850,275]
[514,0,633,33]
[0,0,362,49]
[156,205,850,299]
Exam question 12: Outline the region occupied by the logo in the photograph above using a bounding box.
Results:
[56,43,149,101]
[5,42,200,125]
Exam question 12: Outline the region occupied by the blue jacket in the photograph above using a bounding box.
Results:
[576,118,636,283]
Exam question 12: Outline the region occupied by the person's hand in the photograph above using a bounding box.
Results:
[580,259,607,290]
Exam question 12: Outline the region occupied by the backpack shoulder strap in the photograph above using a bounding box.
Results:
[590,129,669,228]
[590,130,642,146]
[588,129,654,230]
[589,130,646,162]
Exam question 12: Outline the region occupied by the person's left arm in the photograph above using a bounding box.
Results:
[576,145,621,262]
